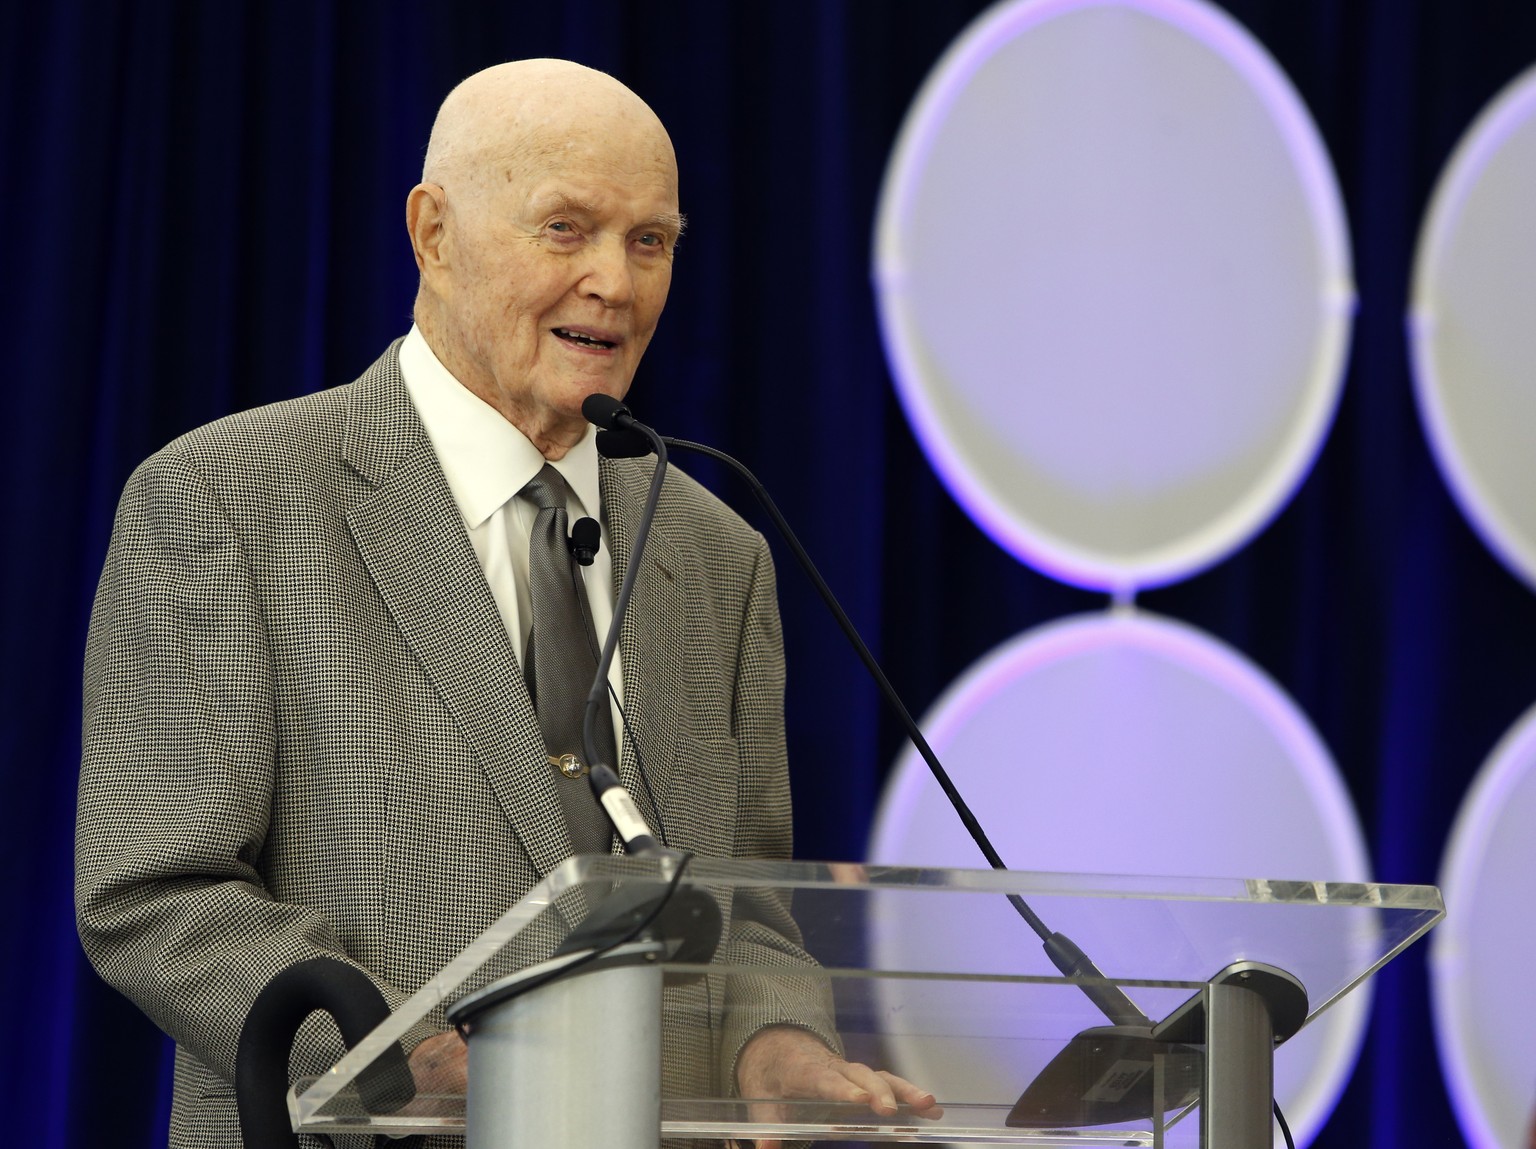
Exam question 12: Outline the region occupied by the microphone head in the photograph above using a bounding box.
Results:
[596,428,655,459]
[567,516,601,566]
[582,393,632,430]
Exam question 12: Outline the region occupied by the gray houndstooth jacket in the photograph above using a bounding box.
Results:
[76,342,812,1147]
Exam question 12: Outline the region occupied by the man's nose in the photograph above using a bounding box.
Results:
[580,237,635,307]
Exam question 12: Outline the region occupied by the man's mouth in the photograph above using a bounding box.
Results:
[553,327,618,350]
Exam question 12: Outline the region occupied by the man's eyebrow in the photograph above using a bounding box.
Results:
[530,195,686,237]
[533,192,602,218]
[639,211,688,237]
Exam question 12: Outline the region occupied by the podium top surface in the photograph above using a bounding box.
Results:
[290,856,1442,1144]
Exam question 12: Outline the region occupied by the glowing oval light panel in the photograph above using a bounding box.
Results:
[1409,62,1536,593]
[868,612,1371,1146]
[873,0,1353,592]
[1432,701,1536,1148]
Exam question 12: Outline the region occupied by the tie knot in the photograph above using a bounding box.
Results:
[521,464,568,514]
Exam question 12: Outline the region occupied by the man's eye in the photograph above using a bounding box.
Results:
[548,221,574,234]
[637,232,666,248]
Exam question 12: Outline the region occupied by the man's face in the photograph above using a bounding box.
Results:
[432,130,681,443]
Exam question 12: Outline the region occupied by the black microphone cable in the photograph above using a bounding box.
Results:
[452,848,698,1039]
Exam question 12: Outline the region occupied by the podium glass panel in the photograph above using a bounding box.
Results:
[288,856,1442,1146]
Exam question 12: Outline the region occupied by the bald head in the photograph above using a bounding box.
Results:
[406,60,682,458]
[423,59,676,203]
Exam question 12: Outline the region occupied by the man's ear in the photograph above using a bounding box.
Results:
[406,183,449,276]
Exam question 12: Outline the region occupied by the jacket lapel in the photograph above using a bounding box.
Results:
[601,458,689,839]
[340,349,576,878]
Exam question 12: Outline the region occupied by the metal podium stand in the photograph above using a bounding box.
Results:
[288,856,1442,1147]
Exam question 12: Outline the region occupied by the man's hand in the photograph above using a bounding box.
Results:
[734,1025,943,1148]
[408,1028,468,1098]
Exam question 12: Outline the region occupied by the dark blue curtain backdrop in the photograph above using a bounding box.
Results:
[5,1,1536,1145]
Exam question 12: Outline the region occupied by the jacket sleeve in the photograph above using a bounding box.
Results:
[75,447,423,1087]
[714,532,842,1089]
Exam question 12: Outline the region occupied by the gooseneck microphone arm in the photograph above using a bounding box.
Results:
[579,394,671,857]
[599,422,1151,1029]
[664,446,1025,886]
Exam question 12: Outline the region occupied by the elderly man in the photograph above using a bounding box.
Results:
[77,59,936,1147]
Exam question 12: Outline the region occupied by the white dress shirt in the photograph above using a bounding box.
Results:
[398,326,626,724]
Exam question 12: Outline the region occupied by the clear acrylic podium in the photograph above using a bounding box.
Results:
[288,856,1442,1147]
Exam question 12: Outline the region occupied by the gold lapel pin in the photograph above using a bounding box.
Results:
[549,753,588,779]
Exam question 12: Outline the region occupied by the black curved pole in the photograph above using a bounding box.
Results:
[235,956,415,1149]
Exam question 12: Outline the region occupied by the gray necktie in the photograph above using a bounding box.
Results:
[521,464,615,857]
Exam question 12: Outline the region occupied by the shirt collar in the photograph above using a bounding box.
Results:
[399,325,602,527]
